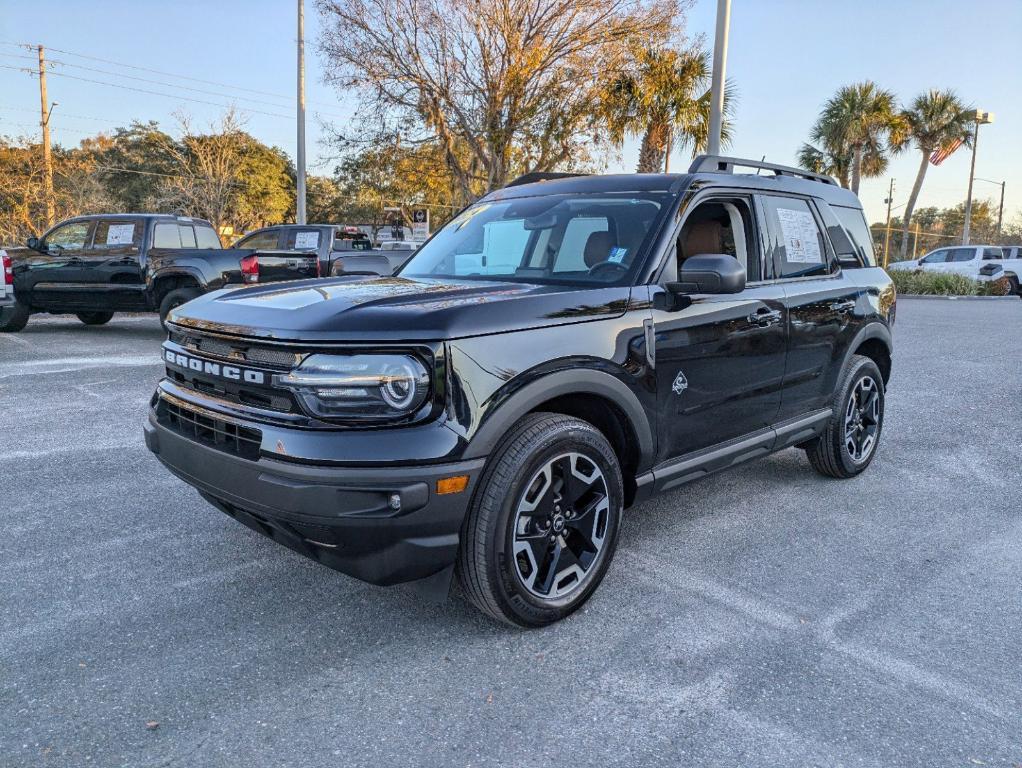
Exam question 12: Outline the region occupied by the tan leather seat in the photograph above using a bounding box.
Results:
[681,220,723,260]
[583,231,615,268]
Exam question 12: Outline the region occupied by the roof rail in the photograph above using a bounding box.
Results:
[505,171,589,188]
[688,155,838,186]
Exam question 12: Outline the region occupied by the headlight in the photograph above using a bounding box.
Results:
[273,353,430,420]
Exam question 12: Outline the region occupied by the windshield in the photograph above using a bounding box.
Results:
[397,193,670,285]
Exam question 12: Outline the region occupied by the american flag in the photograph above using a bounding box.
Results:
[930,137,964,166]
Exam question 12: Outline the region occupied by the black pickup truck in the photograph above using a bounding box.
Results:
[233,223,403,278]
[0,214,387,332]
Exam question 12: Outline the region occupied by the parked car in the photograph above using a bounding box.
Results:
[887,245,1022,294]
[0,213,338,333]
[145,155,895,627]
[234,224,395,278]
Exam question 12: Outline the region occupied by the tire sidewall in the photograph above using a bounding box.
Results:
[483,422,623,626]
[159,288,201,329]
[834,357,885,475]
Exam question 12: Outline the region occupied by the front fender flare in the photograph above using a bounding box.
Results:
[460,368,655,471]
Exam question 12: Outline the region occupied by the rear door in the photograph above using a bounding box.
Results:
[757,194,863,419]
[83,219,148,310]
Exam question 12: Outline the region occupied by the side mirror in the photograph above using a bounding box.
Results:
[26,236,41,251]
[671,253,746,295]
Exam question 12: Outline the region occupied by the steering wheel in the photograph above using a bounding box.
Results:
[587,260,629,280]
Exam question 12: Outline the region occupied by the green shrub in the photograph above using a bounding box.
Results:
[888,269,987,296]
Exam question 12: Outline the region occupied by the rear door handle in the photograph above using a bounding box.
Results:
[830,299,856,314]
[746,308,782,326]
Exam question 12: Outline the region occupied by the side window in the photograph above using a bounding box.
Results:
[947,247,974,262]
[286,229,321,250]
[675,198,759,282]
[92,220,142,250]
[759,196,832,279]
[152,222,180,248]
[178,225,197,249]
[43,220,92,250]
[235,230,281,250]
[920,249,947,264]
[481,220,530,273]
[982,248,1003,260]
[194,224,222,249]
[832,206,876,267]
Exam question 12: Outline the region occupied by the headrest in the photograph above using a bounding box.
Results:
[682,220,723,258]
[583,231,615,268]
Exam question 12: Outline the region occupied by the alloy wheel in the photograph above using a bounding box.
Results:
[512,452,610,600]
[844,376,881,462]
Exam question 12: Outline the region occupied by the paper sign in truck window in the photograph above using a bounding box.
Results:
[776,207,823,263]
[294,231,320,249]
[104,223,137,246]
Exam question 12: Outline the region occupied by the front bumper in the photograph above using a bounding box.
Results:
[144,408,484,586]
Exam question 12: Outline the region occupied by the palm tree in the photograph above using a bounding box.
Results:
[602,47,734,174]
[891,90,974,259]
[810,82,902,194]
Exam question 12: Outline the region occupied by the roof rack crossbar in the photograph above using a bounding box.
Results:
[688,155,838,186]
[505,171,589,188]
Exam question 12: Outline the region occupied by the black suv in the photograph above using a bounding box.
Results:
[145,156,895,627]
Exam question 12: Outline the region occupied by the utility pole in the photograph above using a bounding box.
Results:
[882,178,894,267]
[37,45,55,227]
[664,131,671,173]
[296,0,307,225]
[996,180,1005,239]
[962,109,993,246]
[706,0,731,157]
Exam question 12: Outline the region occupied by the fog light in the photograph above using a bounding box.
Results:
[436,475,469,495]
[388,493,402,511]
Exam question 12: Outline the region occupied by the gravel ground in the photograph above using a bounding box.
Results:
[1,298,1020,767]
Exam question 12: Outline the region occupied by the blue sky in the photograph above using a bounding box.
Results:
[1,0,1019,227]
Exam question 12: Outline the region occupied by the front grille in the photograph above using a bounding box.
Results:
[168,330,303,369]
[165,369,296,412]
[156,398,262,461]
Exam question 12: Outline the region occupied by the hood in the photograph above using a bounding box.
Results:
[170,275,636,342]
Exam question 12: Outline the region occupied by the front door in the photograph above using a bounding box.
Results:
[22,219,96,311]
[651,194,787,465]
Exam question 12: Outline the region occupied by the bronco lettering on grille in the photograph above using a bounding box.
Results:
[164,349,266,384]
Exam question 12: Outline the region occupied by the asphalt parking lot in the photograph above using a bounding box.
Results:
[1,298,1020,767]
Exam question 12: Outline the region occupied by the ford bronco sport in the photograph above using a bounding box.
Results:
[145,156,896,627]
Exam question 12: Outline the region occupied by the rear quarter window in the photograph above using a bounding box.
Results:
[195,224,222,249]
[832,206,876,267]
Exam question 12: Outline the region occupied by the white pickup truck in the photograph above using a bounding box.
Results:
[887,244,1022,295]
[1,249,13,310]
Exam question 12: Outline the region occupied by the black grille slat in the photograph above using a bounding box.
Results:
[157,399,262,460]
[169,330,303,369]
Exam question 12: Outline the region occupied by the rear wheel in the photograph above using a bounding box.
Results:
[0,297,30,332]
[76,311,114,326]
[803,354,885,478]
[1006,275,1020,297]
[158,287,201,330]
[457,412,623,627]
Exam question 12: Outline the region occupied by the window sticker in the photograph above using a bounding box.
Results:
[105,224,136,245]
[775,207,822,263]
[608,246,628,263]
[294,231,320,249]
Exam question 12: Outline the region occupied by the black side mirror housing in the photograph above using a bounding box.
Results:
[26,236,41,251]
[671,253,746,295]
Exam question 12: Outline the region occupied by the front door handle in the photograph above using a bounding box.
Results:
[747,308,782,326]
[830,299,856,314]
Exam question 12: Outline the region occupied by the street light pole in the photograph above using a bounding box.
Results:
[706,0,731,157]
[882,177,894,267]
[962,109,993,246]
[296,0,307,225]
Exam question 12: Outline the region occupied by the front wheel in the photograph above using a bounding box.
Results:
[0,297,30,332]
[803,354,885,478]
[76,311,114,326]
[457,412,623,627]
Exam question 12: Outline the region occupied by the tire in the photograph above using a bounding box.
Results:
[158,287,201,330]
[76,311,114,326]
[457,412,624,627]
[803,354,885,479]
[0,297,30,333]
[1006,275,1021,297]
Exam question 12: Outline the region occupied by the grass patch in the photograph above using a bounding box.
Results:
[888,269,1011,297]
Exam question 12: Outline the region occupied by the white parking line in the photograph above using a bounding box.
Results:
[0,354,160,378]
